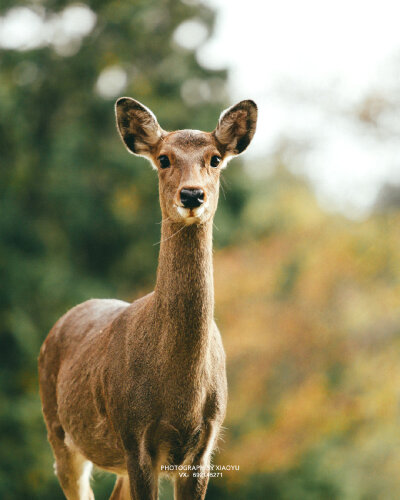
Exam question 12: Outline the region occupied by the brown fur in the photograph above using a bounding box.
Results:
[38,97,257,499]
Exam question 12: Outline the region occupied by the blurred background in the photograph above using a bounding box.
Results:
[1,0,400,499]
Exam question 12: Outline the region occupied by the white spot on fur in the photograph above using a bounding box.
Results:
[219,157,231,168]
[64,432,75,449]
[201,424,218,468]
[78,461,93,499]
[177,204,206,223]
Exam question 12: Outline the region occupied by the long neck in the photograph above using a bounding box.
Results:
[153,220,214,368]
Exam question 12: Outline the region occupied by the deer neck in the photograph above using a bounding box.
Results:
[153,219,214,363]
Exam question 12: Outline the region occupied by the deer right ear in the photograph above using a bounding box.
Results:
[115,97,163,158]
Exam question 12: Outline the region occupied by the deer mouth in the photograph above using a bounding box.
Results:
[176,204,206,224]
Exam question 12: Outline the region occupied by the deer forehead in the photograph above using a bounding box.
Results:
[157,130,219,160]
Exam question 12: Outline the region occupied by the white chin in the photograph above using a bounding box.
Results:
[177,205,206,223]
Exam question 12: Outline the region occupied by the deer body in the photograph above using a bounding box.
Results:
[39,98,257,499]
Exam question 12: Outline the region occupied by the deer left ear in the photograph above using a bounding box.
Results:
[213,100,258,156]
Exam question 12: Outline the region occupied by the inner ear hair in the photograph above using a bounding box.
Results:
[115,97,163,157]
[214,100,258,156]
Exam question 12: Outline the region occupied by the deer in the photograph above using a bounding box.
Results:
[38,96,257,500]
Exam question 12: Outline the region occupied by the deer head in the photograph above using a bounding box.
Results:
[115,97,258,225]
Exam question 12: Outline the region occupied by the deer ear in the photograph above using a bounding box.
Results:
[115,97,163,157]
[213,100,258,156]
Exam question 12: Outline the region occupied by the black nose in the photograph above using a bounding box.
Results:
[180,188,204,209]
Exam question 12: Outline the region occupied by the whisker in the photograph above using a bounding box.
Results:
[156,216,171,225]
[153,224,187,246]
[220,182,226,200]
[220,174,228,200]
[220,173,229,186]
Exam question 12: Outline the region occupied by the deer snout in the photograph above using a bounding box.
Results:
[180,188,205,209]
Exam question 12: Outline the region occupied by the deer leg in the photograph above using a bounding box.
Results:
[174,423,218,500]
[49,432,94,500]
[174,466,209,500]
[125,453,158,500]
[109,476,131,500]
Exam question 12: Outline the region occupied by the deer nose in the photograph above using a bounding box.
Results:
[180,188,204,209]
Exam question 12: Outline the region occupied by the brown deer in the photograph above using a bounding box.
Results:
[38,97,257,500]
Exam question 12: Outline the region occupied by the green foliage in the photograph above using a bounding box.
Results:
[207,458,340,500]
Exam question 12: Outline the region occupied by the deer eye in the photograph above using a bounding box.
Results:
[210,155,221,168]
[158,155,170,169]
